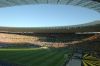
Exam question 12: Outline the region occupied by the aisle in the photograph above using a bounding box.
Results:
[66,53,82,66]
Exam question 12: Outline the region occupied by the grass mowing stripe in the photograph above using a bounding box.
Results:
[28,50,58,66]
[0,51,26,59]
[17,48,59,66]
[0,48,42,58]
[0,49,42,60]
[0,48,71,66]
[8,49,46,61]
[52,52,70,66]
[0,48,46,64]
[38,54,61,66]
[9,50,48,65]
[36,49,67,66]
[49,52,65,66]
[14,49,53,65]
[0,48,41,51]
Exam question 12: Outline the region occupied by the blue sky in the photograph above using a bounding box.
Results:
[0,4,100,27]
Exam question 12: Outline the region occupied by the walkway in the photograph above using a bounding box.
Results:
[66,53,82,66]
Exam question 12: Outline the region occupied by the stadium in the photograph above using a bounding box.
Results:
[0,0,100,66]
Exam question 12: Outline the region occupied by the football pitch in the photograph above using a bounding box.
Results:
[0,48,72,66]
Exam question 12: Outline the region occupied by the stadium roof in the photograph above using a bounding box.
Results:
[0,0,100,33]
[0,0,100,12]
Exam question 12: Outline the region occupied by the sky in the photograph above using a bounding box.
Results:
[0,4,100,27]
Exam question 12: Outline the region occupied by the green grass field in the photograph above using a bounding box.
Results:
[0,48,72,66]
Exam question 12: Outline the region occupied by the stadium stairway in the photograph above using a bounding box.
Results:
[66,53,82,66]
